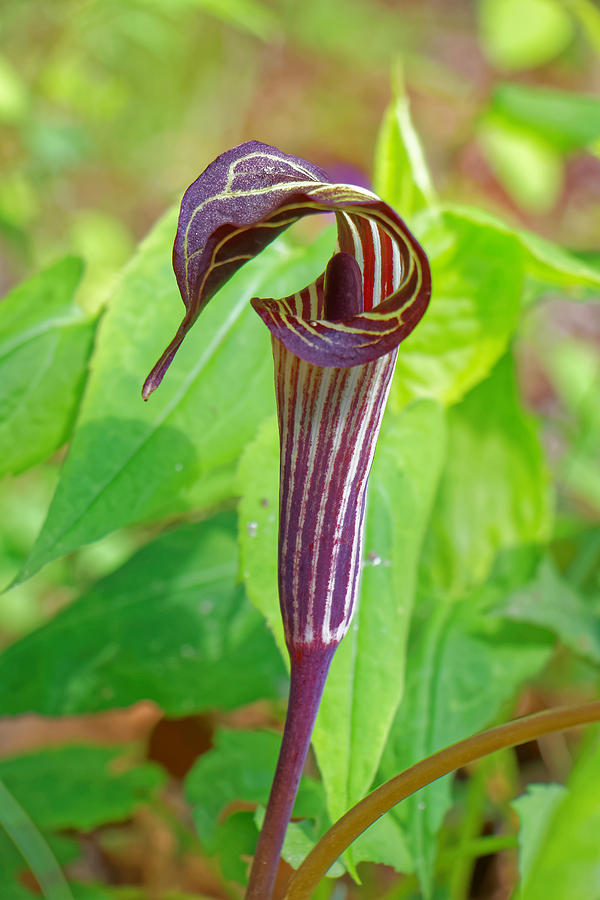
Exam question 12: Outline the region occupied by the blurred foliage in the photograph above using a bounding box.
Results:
[0,0,599,898]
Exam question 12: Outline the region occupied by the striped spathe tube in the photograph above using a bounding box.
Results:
[143,141,431,900]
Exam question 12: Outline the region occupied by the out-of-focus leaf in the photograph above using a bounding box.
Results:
[491,83,600,152]
[419,355,552,600]
[0,513,285,715]
[269,803,413,878]
[0,781,74,900]
[374,65,436,221]
[0,746,164,831]
[494,554,600,664]
[273,814,345,878]
[544,338,600,513]
[513,783,568,888]
[478,0,575,70]
[70,888,215,900]
[381,599,553,899]
[443,204,600,301]
[16,214,334,583]
[0,256,95,479]
[186,729,324,882]
[177,0,280,40]
[352,815,413,873]
[0,54,29,123]
[393,211,524,408]
[283,0,415,68]
[207,811,259,884]
[568,0,600,52]
[478,116,563,214]
[312,401,446,830]
[513,735,600,899]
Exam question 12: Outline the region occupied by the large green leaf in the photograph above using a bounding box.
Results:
[237,415,285,656]
[392,211,524,408]
[513,735,600,899]
[0,256,95,478]
[0,512,285,715]
[238,401,446,837]
[0,745,164,831]
[17,214,334,583]
[381,598,553,899]
[418,354,552,601]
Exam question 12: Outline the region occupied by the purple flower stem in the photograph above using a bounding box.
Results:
[245,644,336,900]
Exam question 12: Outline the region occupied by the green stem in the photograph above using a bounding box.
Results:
[284,701,600,900]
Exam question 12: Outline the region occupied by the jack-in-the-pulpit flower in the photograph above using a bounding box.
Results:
[143,141,431,899]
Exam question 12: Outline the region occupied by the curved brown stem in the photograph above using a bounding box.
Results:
[284,700,600,900]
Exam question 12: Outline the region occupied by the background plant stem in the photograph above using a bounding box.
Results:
[284,701,600,900]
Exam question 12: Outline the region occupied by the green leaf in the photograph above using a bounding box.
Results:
[477,0,575,70]
[351,815,413,874]
[512,783,568,886]
[312,401,446,826]
[544,338,600,513]
[0,256,95,478]
[273,815,345,878]
[237,416,285,657]
[393,211,524,408]
[491,83,600,152]
[513,735,600,899]
[17,214,333,583]
[381,599,553,899]
[185,728,324,882]
[374,65,436,221]
[442,203,600,301]
[0,745,164,831]
[419,355,552,600]
[0,512,285,715]
[494,554,600,664]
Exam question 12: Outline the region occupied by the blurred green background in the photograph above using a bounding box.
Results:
[2,0,599,304]
[1,1,599,897]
